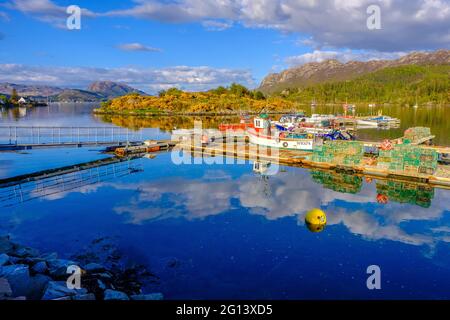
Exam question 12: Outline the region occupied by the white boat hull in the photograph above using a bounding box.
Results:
[247,129,314,150]
[356,120,379,126]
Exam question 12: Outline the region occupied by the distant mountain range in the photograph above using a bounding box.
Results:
[0,81,146,102]
[259,49,450,94]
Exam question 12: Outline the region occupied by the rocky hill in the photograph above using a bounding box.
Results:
[260,50,450,94]
[0,81,145,102]
[0,83,64,97]
[54,89,105,103]
[88,81,146,99]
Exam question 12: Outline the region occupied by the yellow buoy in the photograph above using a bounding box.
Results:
[305,208,327,233]
[306,223,326,233]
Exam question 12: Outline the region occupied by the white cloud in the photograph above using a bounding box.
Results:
[202,20,233,31]
[327,208,434,246]
[7,0,95,27]
[285,50,407,66]
[117,42,162,52]
[0,64,255,93]
[6,1,449,51]
[0,11,10,21]
[102,0,450,51]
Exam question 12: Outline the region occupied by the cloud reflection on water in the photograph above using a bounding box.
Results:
[106,168,449,248]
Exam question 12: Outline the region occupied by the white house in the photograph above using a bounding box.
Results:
[18,97,27,104]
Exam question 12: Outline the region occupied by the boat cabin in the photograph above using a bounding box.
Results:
[279,113,306,124]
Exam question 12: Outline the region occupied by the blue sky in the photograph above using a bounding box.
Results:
[0,0,449,93]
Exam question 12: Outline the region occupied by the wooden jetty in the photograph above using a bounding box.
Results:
[114,140,177,157]
[0,141,142,151]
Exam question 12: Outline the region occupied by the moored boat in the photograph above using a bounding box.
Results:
[219,114,254,132]
[306,114,336,124]
[247,128,315,150]
[356,119,379,127]
[248,117,315,150]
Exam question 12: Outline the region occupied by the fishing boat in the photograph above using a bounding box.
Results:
[357,110,400,127]
[356,119,379,127]
[247,128,315,150]
[343,103,356,113]
[219,114,253,132]
[366,115,400,125]
[248,117,315,150]
[275,112,338,135]
[277,112,307,125]
[306,114,336,124]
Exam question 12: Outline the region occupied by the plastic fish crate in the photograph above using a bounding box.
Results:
[389,163,404,171]
[418,166,436,174]
[379,150,393,157]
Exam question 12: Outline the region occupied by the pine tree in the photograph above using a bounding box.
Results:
[11,88,18,103]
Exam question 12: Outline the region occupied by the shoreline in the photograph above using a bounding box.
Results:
[93,109,290,117]
[0,235,163,301]
[93,104,450,117]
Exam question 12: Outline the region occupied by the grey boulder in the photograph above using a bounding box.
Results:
[130,293,164,300]
[0,254,9,266]
[46,259,78,278]
[0,236,13,254]
[0,278,13,299]
[42,281,87,300]
[84,263,106,273]
[72,293,96,300]
[14,246,39,258]
[104,289,129,301]
[0,264,31,297]
[32,261,48,274]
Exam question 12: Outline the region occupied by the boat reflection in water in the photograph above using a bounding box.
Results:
[252,161,436,208]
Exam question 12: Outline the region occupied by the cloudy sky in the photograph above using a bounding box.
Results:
[0,0,449,92]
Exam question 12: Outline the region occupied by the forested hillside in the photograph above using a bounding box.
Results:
[277,65,450,105]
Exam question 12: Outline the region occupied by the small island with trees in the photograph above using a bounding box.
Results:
[94,83,294,116]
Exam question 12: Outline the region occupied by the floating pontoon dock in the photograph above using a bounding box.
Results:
[174,139,450,190]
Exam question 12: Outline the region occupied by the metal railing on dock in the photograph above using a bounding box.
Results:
[0,126,145,147]
[0,156,143,207]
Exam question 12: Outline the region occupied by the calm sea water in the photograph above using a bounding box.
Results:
[0,103,449,299]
